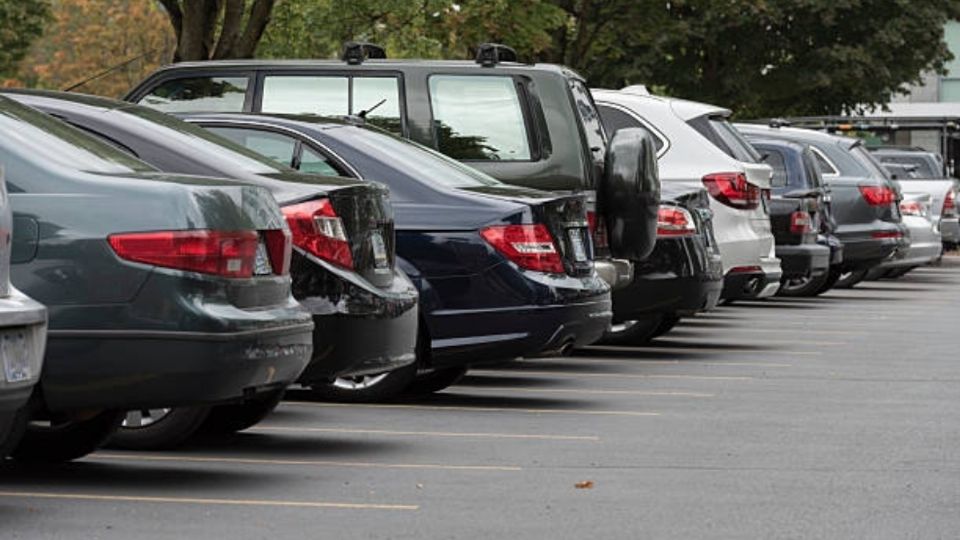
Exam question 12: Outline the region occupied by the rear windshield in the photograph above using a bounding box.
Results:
[333,125,502,188]
[689,115,762,163]
[849,144,891,180]
[0,97,154,174]
[875,154,940,178]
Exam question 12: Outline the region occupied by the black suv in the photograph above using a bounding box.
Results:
[126,43,662,332]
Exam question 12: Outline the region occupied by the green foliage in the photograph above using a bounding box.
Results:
[0,0,49,79]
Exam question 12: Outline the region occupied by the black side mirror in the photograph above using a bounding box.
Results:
[598,128,661,261]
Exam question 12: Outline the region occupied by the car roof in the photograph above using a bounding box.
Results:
[743,137,807,153]
[145,58,581,78]
[592,87,731,121]
[734,123,859,149]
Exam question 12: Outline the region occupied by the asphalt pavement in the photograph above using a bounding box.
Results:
[3,260,960,539]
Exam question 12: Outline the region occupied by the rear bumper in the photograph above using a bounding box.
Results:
[940,217,960,244]
[612,235,723,320]
[42,321,314,412]
[0,289,46,414]
[721,257,782,300]
[836,224,903,270]
[776,243,831,279]
[428,294,612,366]
[293,260,419,382]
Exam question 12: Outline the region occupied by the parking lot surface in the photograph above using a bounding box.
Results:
[2,262,959,539]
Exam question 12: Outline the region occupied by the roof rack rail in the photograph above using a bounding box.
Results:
[768,118,792,128]
[342,41,386,65]
[475,43,517,67]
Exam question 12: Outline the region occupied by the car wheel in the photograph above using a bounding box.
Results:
[884,267,914,279]
[0,408,28,459]
[11,410,125,463]
[108,406,211,450]
[651,314,681,338]
[816,266,842,294]
[778,272,832,297]
[404,367,468,396]
[200,390,286,435]
[835,269,869,289]
[599,315,663,346]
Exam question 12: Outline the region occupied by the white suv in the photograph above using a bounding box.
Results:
[594,86,781,300]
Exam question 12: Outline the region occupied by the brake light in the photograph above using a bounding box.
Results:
[871,230,903,239]
[944,190,957,217]
[702,173,760,210]
[108,230,258,278]
[728,265,762,274]
[858,185,897,206]
[263,229,292,275]
[790,211,813,234]
[282,199,354,269]
[586,210,609,250]
[657,206,697,237]
[899,200,924,217]
[480,224,565,274]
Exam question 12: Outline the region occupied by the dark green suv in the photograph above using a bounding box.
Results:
[126,43,659,303]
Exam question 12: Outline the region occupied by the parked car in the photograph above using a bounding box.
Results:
[125,42,660,327]
[736,123,906,289]
[865,193,942,279]
[0,170,47,459]
[871,147,960,248]
[3,90,419,424]
[0,95,314,461]
[746,138,837,296]
[593,86,782,301]
[183,113,613,398]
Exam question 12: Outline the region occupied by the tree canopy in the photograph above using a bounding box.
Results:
[0,0,49,81]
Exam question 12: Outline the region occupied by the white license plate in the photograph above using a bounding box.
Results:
[2,329,31,383]
[370,232,389,268]
[569,229,588,262]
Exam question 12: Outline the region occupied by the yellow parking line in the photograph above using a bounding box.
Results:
[284,401,660,417]
[0,490,417,511]
[452,386,715,398]
[251,426,601,441]
[470,369,754,381]
[91,453,521,472]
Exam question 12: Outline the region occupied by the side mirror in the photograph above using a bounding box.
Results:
[598,128,661,261]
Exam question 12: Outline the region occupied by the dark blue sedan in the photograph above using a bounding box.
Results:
[184,113,613,399]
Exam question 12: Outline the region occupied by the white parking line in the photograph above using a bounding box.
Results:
[451,386,715,398]
[469,369,754,381]
[283,401,660,417]
[0,490,418,511]
[251,426,601,441]
[565,358,792,368]
[91,453,522,472]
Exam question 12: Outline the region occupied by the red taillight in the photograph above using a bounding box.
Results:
[858,185,897,206]
[702,173,760,210]
[899,200,924,217]
[944,190,957,217]
[790,210,813,234]
[263,229,292,275]
[283,199,354,270]
[586,210,609,250]
[108,230,258,278]
[728,265,762,274]
[871,230,903,239]
[480,224,565,274]
[657,206,697,237]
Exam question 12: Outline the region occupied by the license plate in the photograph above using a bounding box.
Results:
[569,229,588,262]
[253,241,272,275]
[2,329,31,383]
[370,232,389,268]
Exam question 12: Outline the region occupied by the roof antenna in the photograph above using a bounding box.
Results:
[62,46,168,92]
[357,99,387,119]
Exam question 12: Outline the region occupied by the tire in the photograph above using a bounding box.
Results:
[11,410,125,463]
[599,315,663,346]
[404,367,468,396]
[0,408,28,459]
[651,314,681,338]
[200,390,286,435]
[778,272,832,297]
[817,267,842,294]
[864,267,887,281]
[308,363,419,403]
[835,269,869,289]
[108,406,211,450]
[884,267,913,279]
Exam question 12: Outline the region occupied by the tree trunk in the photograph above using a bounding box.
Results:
[158,0,276,62]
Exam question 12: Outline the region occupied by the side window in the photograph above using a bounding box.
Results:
[763,149,788,188]
[811,147,839,176]
[261,76,349,116]
[138,76,249,112]
[428,75,531,161]
[570,80,607,156]
[209,127,297,168]
[597,105,665,152]
[298,146,341,176]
